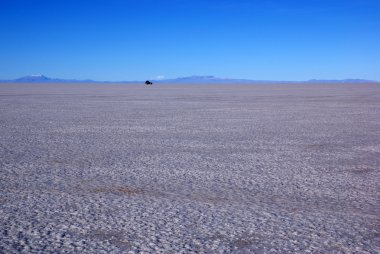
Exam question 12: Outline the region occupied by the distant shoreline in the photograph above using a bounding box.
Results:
[0,75,378,84]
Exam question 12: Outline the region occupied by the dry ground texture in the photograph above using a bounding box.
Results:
[0,83,379,253]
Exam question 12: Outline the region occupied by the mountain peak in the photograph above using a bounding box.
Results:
[177,75,217,80]
[15,75,51,82]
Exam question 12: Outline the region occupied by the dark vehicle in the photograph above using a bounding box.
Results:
[145,80,153,85]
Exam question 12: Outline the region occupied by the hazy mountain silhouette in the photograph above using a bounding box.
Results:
[14,75,51,82]
[0,75,377,84]
[5,75,98,83]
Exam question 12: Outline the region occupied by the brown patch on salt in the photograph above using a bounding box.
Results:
[92,186,142,195]
[351,165,375,174]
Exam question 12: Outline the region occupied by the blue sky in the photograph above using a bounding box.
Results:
[0,0,379,81]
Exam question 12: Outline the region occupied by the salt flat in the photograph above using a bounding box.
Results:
[0,83,379,253]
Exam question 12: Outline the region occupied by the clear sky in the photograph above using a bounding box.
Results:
[0,0,379,81]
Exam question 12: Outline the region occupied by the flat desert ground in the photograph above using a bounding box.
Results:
[0,83,379,253]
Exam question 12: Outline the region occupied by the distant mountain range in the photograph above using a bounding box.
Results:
[0,75,378,84]
[4,75,103,83]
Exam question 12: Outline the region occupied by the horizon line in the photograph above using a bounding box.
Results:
[0,74,378,83]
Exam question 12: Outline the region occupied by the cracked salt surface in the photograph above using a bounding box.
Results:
[0,83,379,253]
